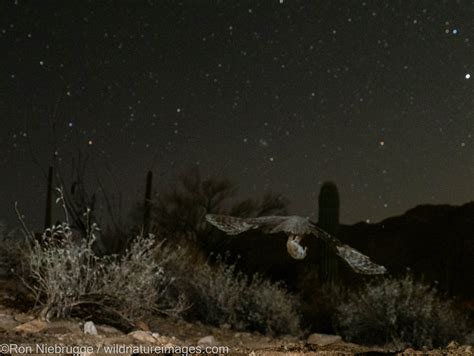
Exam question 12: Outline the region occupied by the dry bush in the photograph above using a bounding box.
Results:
[334,274,469,349]
[296,267,347,333]
[149,168,289,243]
[0,222,25,278]
[244,274,302,335]
[23,221,185,322]
[166,252,302,336]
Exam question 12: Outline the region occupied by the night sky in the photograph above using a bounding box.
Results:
[2,1,473,229]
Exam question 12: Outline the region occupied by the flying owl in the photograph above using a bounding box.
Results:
[205,214,387,275]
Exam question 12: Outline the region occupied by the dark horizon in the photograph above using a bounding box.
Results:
[2,1,473,230]
[3,166,474,232]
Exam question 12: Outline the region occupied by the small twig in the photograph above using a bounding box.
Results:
[14,202,34,241]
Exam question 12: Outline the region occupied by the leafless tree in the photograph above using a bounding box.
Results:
[149,168,290,246]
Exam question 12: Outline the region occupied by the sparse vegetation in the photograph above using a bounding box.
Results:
[243,274,302,335]
[9,175,472,344]
[20,204,301,337]
[334,274,469,349]
[12,175,300,338]
[22,220,186,322]
[165,252,302,336]
[22,221,301,335]
[0,222,24,278]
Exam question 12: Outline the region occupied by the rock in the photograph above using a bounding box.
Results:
[13,313,35,323]
[154,335,176,346]
[0,314,19,330]
[307,333,342,346]
[129,330,157,344]
[95,324,123,336]
[42,320,81,335]
[198,335,217,346]
[14,319,48,334]
[84,321,98,335]
[163,342,177,349]
[447,340,459,348]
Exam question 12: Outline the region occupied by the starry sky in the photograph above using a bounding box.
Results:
[1,0,473,229]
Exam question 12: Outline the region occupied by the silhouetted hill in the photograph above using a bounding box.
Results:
[338,202,474,297]
[206,202,474,298]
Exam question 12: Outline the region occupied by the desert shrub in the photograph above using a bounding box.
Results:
[183,261,247,326]
[243,274,302,335]
[144,168,289,243]
[294,264,349,333]
[23,221,185,321]
[334,274,469,349]
[167,253,302,336]
[0,222,25,278]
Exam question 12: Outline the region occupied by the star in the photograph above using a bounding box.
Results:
[1,1,473,228]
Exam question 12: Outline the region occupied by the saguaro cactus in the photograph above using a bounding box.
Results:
[318,181,340,285]
[44,166,54,230]
[143,170,153,236]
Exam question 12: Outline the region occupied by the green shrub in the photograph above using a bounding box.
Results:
[334,274,469,349]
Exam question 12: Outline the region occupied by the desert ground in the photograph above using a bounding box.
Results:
[0,278,471,356]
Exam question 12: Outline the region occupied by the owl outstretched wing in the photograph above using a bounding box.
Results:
[310,225,387,275]
[334,244,387,274]
[205,213,387,275]
[205,214,288,235]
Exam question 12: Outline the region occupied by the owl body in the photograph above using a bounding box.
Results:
[269,215,313,235]
[286,236,307,259]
